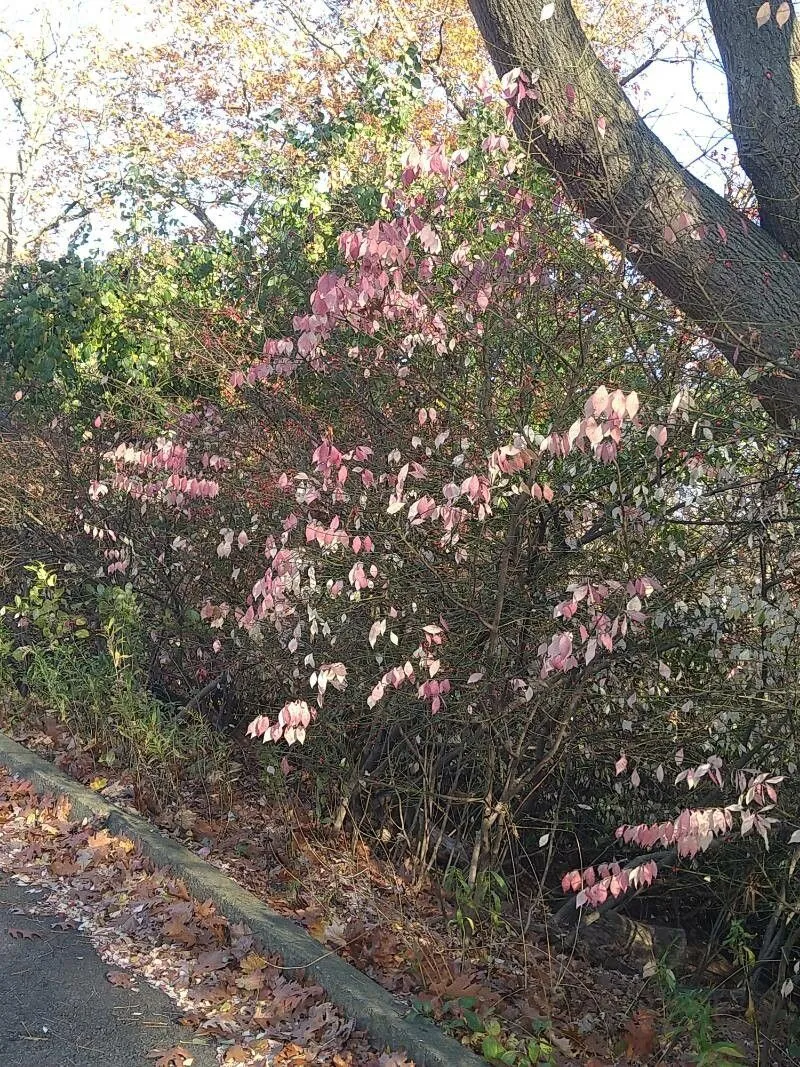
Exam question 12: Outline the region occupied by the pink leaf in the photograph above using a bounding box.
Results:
[615,752,628,776]
[368,619,385,648]
[649,424,668,448]
[776,1,791,26]
[565,83,577,105]
[756,1,772,26]
[596,115,607,138]
[418,223,442,255]
[663,225,677,245]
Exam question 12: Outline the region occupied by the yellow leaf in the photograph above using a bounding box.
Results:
[240,952,269,973]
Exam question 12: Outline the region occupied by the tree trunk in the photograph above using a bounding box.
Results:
[707,0,800,261]
[467,0,800,432]
[552,910,687,973]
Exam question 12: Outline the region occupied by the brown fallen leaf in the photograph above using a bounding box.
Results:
[235,969,265,991]
[147,1046,194,1067]
[8,927,42,940]
[624,1009,658,1062]
[549,1032,577,1058]
[223,1045,250,1063]
[162,917,199,947]
[176,808,198,830]
[274,1044,312,1066]
[107,970,135,988]
[194,948,231,972]
[87,828,114,851]
[240,951,269,973]
[50,859,80,877]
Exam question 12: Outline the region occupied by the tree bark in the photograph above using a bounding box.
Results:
[467,0,800,432]
[550,911,687,973]
[707,0,800,261]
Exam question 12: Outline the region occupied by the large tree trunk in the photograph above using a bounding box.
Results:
[467,0,800,432]
[707,0,800,261]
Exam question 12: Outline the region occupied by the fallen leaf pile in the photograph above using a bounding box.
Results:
[0,770,406,1066]
[2,708,774,1065]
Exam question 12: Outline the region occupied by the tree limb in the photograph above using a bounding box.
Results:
[707,0,800,261]
[467,0,800,432]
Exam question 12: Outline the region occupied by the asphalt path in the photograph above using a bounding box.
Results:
[0,875,216,1067]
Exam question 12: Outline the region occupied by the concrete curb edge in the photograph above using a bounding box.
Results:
[0,731,483,1067]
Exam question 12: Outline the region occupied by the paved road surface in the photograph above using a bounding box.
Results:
[0,875,216,1067]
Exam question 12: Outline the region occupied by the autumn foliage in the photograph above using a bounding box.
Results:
[2,0,800,1017]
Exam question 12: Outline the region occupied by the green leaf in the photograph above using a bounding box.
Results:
[481,1036,504,1060]
[708,1042,746,1060]
[463,1010,483,1032]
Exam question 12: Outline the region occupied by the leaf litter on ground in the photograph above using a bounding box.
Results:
[1,708,776,1065]
[0,769,395,1066]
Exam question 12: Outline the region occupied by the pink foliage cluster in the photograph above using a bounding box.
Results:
[94,116,673,752]
[540,573,660,677]
[95,438,227,508]
[226,383,659,739]
[238,546,301,635]
[247,663,348,745]
[246,699,317,746]
[500,67,538,123]
[540,385,643,465]
[562,763,784,908]
[561,859,659,908]
[229,129,561,395]
[616,807,734,859]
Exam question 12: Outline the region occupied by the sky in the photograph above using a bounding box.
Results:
[0,0,735,256]
[636,40,731,194]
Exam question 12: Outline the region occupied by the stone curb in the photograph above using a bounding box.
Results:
[0,732,484,1067]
